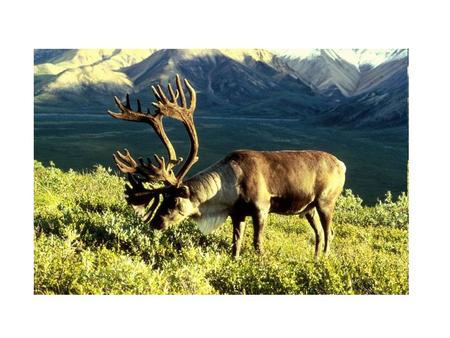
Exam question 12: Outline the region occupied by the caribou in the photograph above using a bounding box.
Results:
[108,75,346,258]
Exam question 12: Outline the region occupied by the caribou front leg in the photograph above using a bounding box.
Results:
[231,214,246,258]
[252,209,268,254]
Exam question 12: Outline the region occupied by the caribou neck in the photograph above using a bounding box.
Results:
[184,161,241,207]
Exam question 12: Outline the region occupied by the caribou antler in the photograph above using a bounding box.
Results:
[108,75,199,223]
[151,75,199,185]
[108,75,198,186]
[113,148,180,186]
[108,92,182,184]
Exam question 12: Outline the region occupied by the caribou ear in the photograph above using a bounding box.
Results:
[177,185,190,198]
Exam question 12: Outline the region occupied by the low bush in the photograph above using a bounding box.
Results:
[34,161,409,295]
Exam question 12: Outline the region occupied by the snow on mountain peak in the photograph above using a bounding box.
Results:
[219,49,275,64]
[334,49,408,69]
[272,49,408,69]
[272,49,322,60]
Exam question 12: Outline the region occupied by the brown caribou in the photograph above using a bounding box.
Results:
[108,75,346,258]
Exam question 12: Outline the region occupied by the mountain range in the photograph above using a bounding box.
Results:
[34,48,408,128]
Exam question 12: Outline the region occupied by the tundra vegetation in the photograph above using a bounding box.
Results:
[34,161,408,295]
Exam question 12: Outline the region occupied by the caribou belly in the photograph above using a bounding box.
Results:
[269,195,314,215]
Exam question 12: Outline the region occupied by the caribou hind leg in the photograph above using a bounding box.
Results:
[305,208,322,258]
[316,202,336,255]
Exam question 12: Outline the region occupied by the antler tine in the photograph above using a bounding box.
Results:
[107,96,124,118]
[184,78,197,112]
[151,85,162,101]
[113,147,178,186]
[117,149,136,165]
[167,83,179,103]
[153,154,165,169]
[176,75,187,108]
[152,75,196,121]
[113,149,138,174]
[108,95,145,122]
[113,155,134,174]
[156,85,169,103]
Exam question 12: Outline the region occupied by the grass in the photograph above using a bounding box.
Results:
[34,161,408,295]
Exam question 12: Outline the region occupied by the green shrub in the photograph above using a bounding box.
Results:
[334,189,409,229]
[34,161,409,295]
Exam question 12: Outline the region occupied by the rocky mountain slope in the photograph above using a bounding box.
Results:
[274,48,408,97]
[322,57,408,128]
[34,48,408,127]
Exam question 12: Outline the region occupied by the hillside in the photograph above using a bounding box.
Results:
[34,49,409,128]
[34,161,408,295]
[34,49,156,111]
[321,57,409,127]
[275,48,408,96]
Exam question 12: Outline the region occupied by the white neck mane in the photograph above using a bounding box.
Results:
[186,161,241,234]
